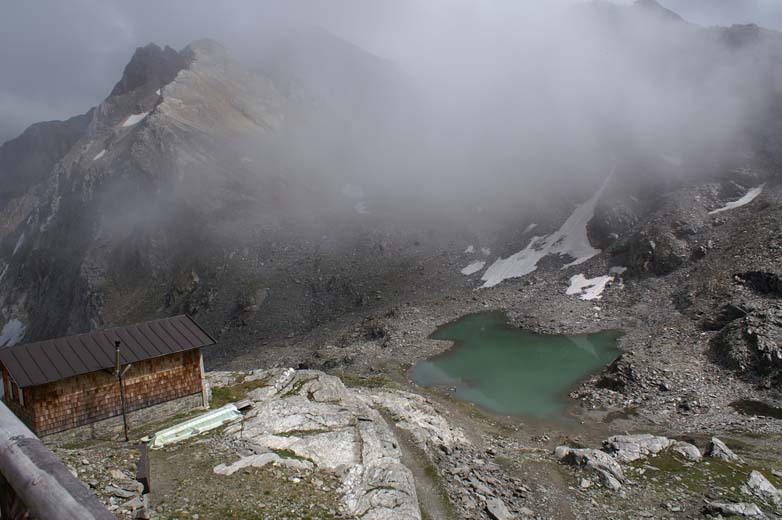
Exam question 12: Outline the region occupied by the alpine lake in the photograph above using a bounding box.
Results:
[409,312,622,420]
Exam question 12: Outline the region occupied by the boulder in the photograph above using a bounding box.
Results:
[555,446,625,490]
[486,497,514,520]
[706,437,741,462]
[625,229,690,276]
[742,470,782,508]
[603,434,674,462]
[704,501,766,518]
[672,441,702,461]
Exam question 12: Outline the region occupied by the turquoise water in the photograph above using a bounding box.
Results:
[409,313,621,418]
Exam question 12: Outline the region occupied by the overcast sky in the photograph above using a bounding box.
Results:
[1,0,782,144]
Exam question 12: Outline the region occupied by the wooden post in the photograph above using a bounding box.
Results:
[135,443,152,494]
[115,341,129,442]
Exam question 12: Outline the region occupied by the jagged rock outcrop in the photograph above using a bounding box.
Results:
[712,305,782,385]
[110,44,190,97]
[626,229,691,275]
[555,446,626,490]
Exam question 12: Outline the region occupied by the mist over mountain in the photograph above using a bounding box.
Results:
[4,3,782,518]
[1,0,782,349]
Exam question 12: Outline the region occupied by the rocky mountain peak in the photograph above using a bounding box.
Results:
[634,0,685,22]
[109,43,189,97]
[181,38,230,63]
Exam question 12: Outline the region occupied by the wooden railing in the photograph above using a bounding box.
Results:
[0,401,114,520]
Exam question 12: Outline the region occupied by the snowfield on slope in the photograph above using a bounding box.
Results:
[0,319,25,347]
[709,184,766,215]
[567,274,614,300]
[122,112,150,127]
[481,167,614,288]
[461,261,486,276]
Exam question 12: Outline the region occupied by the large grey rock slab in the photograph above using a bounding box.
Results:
[220,369,421,520]
[357,389,469,453]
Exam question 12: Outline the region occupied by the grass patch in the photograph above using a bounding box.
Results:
[277,429,330,437]
[151,440,339,519]
[338,373,392,389]
[272,448,313,463]
[422,460,458,520]
[281,377,316,398]
[629,448,782,506]
[210,375,272,408]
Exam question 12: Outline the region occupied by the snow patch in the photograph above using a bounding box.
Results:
[93,149,106,161]
[0,319,25,347]
[481,247,491,256]
[122,112,149,127]
[0,263,8,283]
[464,245,475,254]
[461,261,486,276]
[12,233,25,256]
[709,184,766,215]
[156,88,161,96]
[523,223,538,234]
[481,167,614,288]
[354,201,370,215]
[567,274,614,301]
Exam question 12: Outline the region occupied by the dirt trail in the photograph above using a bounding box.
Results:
[392,424,456,520]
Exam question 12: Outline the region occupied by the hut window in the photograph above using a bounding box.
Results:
[18,387,24,406]
[10,381,18,402]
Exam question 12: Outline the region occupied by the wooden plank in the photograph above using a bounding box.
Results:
[135,444,151,494]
